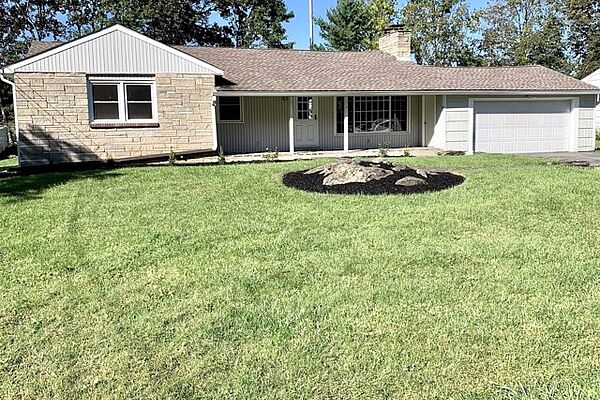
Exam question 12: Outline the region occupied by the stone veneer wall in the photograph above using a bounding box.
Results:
[14,72,215,167]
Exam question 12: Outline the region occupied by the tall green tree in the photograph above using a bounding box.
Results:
[400,0,476,66]
[558,0,600,78]
[315,0,372,51]
[475,0,571,72]
[365,0,398,50]
[214,0,294,48]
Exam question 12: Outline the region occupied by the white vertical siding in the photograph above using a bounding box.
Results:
[578,95,596,151]
[217,97,289,153]
[17,30,218,74]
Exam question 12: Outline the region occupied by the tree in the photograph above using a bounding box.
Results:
[558,0,600,78]
[214,0,294,48]
[400,0,476,66]
[315,0,373,51]
[475,0,571,73]
[364,0,398,50]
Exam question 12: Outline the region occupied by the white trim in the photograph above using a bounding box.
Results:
[294,96,319,148]
[211,95,218,151]
[215,90,600,97]
[87,77,158,123]
[570,98,580,152]
[333,95,411,137]
[289,96,295,154]
[470,97,578,154]
[343,96,349,153]
[216,96,244,123]
[4,25,223,75]
[421,96,426,146]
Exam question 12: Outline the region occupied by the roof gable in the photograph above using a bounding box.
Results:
[583,69,600,88]
[4,25,222,75]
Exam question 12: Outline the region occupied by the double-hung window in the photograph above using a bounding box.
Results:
[218,97,243,122]
[88,77,157,124]
[335,96,408,134]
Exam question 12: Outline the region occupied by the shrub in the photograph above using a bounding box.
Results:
[263,147,279,162]
[218,146,226,165]
[377,142,390,158]
[168,148,176,166]
[403,148,411,157]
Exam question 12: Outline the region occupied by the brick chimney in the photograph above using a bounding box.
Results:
[378,25,411,61]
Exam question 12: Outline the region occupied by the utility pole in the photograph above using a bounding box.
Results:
[309,0,314,49]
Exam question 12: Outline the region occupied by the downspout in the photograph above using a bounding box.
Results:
[0,70,19,142]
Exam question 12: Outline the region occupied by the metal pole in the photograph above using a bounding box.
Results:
[309,0,314,49]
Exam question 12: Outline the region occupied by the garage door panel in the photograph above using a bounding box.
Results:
[475,100,571,153]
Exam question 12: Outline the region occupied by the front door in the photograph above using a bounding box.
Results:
[295,96,319,148]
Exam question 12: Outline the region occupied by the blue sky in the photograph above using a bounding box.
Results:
[283,0,489,49]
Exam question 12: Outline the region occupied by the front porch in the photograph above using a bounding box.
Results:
[215,94,443,155]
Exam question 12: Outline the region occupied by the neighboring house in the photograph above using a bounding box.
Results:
[1,24,598,167]
[583,69,600,130]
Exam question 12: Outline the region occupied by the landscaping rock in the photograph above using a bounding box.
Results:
[395,176,428,187]
[321,161,393,186]
[416,168,428,178]
[371,157,392,166]
[437,150,466,156]
[392,165,409,172]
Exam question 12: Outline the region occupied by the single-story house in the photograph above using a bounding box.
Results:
[582,69,600,130]
[1,24,598,167]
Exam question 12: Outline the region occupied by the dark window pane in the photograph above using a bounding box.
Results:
[92,84,118,101]
[126,85,152,101]
[219,97,241,121]
[93,103,119,120]
[336,97,343,133]
[391,96,408,131]
[127,103,153,119]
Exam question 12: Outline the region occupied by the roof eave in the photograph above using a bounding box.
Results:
[214,89,600,96]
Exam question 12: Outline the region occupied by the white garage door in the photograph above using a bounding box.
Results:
[475,100,571,153]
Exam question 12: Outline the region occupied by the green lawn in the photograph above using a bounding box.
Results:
[0,155,18,168]
[1,155,600,399]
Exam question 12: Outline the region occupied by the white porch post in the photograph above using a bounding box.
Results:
[343,96,349,153]
[289,96,295,154]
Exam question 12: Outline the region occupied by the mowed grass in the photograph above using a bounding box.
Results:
[0,155,18,168]
[1,154,600,399]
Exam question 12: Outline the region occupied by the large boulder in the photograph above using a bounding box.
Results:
[318,161,394,186]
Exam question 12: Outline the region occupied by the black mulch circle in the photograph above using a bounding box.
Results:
[282,166,465,195]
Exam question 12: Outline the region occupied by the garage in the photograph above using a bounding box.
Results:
[474,100,572,153]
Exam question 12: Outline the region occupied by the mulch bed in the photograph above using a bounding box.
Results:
[282,167,465,195]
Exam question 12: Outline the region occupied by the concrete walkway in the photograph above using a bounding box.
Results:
[157,147,441,166]
[524,151,600,167]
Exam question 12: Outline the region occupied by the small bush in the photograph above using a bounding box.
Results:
[218,146,226,165]
[403,148,411,157]
[377,142,390,158]
[263,147,279,162]
[168,148,176,166]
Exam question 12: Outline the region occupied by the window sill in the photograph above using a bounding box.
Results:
[333,131,409,137]
[90,122,160,129]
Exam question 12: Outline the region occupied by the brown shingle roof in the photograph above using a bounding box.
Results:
[26,40,599,93]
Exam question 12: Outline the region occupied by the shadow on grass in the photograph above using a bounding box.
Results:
[0,170,123,204]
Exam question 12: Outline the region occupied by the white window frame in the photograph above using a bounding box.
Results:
[333,95,410,136]
[217,97,244,123]
[87,76,158,124]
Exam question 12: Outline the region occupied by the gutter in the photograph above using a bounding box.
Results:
[0,70,18,142]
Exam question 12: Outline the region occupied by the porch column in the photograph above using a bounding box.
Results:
[289,96,295,154]
[343,96,349,153]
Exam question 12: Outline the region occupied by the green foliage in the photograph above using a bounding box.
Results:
[315,0,373,51]
[378,142,390,157]
[218,146,226,165]
[168,148,176,166]
[1,155,600,397]
[262,147,279,161]
[558,0,600,78]
[403,147,411,157]
[214,0,294,48]
[475,0,572,73]
[316,0,397,51]
[400,0,477,66]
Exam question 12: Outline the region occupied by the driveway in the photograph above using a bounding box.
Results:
[524,151,600,167]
